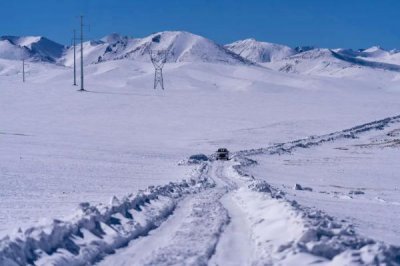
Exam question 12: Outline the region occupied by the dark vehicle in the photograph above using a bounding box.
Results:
[216,148,229,160]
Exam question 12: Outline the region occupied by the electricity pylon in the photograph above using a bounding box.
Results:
[149,50,167,90]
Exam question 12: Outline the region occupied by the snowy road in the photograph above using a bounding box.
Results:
[94,160,345,265]
[97,161,239,266]
[95,115,400,265]
[2,115,400,265]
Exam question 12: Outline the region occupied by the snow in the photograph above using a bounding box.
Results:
[61,31,252,66]
[331,46,400,66]
[1,30,400,265]
[0,36,64,62]
[0,164,214,266]
[0,39,30,60]
[15,36,42,48]
[248,121,400,245]
[209,192,254,265]
[1,56,400,234]
[100,33,128,44]
[225,38,296,62]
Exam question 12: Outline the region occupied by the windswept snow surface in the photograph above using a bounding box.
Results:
[1,39,400,265]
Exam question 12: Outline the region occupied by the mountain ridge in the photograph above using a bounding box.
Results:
[225,38,296,62]
[0,35,65,62]
[0,31,399,72]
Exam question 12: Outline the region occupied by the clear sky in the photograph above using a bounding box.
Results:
[0,0,399,49]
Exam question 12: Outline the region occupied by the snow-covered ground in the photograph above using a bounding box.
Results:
[1,30,400,264]
[248,121,400,245]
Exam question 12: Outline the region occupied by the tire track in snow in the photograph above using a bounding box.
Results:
[98,163,231,266]
[139,188,228,266]
[209,191,255,266]
[208,160,257,266]
[97,162,252,266]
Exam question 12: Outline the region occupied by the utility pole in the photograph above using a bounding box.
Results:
[22,59,25,83]
[79,15,85,91]
[73,29,77,86]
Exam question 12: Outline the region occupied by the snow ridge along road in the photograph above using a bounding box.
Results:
[1,115,400,265]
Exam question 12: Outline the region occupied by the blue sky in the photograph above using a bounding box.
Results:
[0,0,399,49]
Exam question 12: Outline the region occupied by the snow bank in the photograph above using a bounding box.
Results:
[232,146,400,265]
[0,163,214,266]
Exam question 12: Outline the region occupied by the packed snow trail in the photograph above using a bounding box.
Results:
[98,187,228,265]
[97,162,235,266]
[96,160,301,266]
[97,158,400,266]
[209,190,254,265]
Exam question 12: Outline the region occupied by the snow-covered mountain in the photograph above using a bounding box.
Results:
[0,36,65,62]
[225,38,296,62]
[61,31,252,66]
[265,47,400,77]
[333,46,400,65]
[224,38,400,75]
[1,31,400,75]
[264,48,351,75]
[0,38,30,60]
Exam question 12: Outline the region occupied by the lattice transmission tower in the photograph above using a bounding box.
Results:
[149,50,167,90]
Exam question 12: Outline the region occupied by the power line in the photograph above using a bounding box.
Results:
[149,50,167,90]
